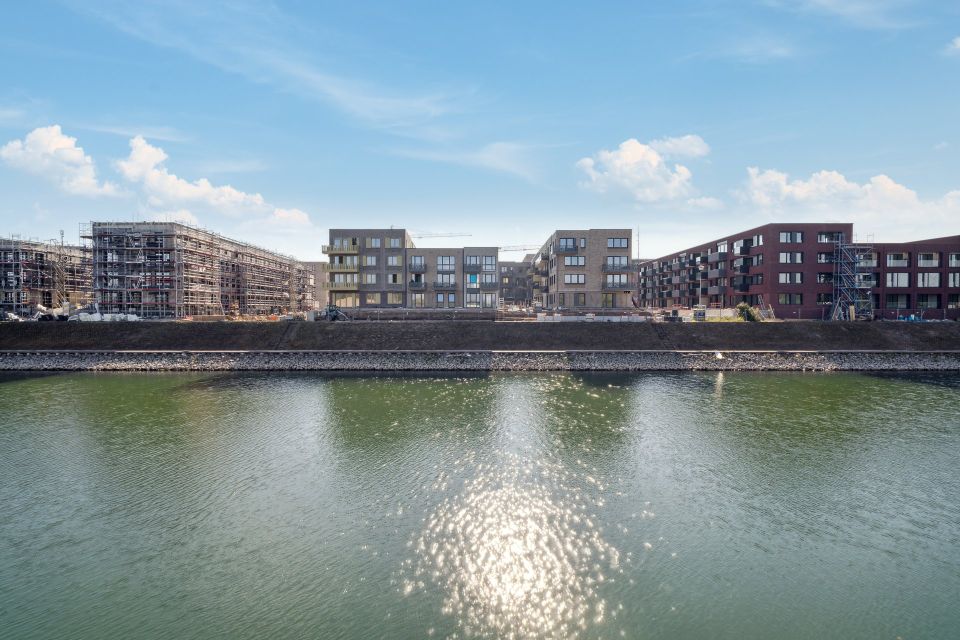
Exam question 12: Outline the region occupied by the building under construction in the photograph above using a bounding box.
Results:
[1,237,91,316]
[83,222,313,319]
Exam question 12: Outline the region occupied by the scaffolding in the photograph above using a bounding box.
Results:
[82,222,304,319]
[830,234,874,320]
[1,236,90,316]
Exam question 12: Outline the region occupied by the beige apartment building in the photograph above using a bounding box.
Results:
[534,229,634,310]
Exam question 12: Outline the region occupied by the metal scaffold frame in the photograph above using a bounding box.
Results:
[83,221,304,319]
[830,234,874,321]
[1,235,90,316]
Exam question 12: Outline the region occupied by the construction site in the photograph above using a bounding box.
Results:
[1,236,91,317]
[82,222,314,320]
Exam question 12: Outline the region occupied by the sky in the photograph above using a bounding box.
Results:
[0,0,958,261]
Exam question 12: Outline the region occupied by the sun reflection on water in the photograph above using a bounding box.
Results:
[402,456,621,638]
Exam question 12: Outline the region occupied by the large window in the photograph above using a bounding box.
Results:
[949,294,959,309]
[816,252,834,264]
[437,255,456,269]
[917,272,940,288]
[363,255,377,266]
[465,255,480,265]
[886,272,909,288]
[363,273,377,284]
[436,273,455,285]
[466,273,479,288]
[607,237,628,248]
[364,293,380,304]
[917,252,940,268]
[778,272,803,284]
[606,256,628,267]
[778,293,802,305]
[574,293,586,307]
[386,293,403,305]
[606,274,628,287]
[602,293,617,308]
[950,253,960,268]
[483,256,496,271]
[389,237,402,248]
[886,253,908,267]
[564,274,586,284]
[387,255,401,267]
[950,273,960,288]
[387,273,401,284]
[564,256,585,266]
[817,232,841,243]
[885,294,909,309]
[779,231,803,243]
[817,272,834,284]
[917,294,940,310]
[482,293,496,308]
[465,293,480,308]
[411,293,424,308]
[365,237,381,248]
[779,252,803,264]
[481,273,497,284]
[558,238,576,251]
[816,293,833,305]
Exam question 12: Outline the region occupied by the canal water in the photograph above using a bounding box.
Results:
[1,371,958,639]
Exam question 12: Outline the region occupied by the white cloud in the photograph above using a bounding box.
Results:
[649,135,711,159]
[945,37,960,55]
[0,107,26,123]
[686,196,724,209]
[741,166,960,239]
[147,208,201,226]
[577,137,709,202]
[934,141,950,151]
[116,135,311,226]
[0,125,120,196]
[768,1,916,30]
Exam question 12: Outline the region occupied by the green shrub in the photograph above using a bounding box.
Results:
[736,302,761,322]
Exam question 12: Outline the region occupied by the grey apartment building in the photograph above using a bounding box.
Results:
[533,229,634,310]
[499,256,534,307]
[322,229,499,309]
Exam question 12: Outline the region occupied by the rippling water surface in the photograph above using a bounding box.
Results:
[1,371,959,639]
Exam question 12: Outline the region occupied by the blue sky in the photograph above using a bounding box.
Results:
[1,0,958,260]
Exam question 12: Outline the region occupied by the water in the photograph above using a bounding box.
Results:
[1,371,958,639]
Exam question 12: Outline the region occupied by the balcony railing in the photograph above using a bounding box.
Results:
[408,262,427,273]
[408,280,426,290]
[480,281,499,290]
[322,244,359,254]
[602,263,630,273]
[707,285,727,295]
[328,263,358,272]
[328,280,359,291]
[707,252,728,263]
[436,265,456,273]
[707,268,727,279]
[556,245,577,253]
[433,281,457,290]
[602,281,631,290]
[463,263,482,273]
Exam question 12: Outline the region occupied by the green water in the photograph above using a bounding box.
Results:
[1,371,958,639]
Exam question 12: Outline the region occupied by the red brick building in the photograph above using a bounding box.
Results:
[637,224,960,320]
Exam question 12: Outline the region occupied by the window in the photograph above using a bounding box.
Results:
[389,237,402,248]
[436,293,444,305]
[860,252,878,268]
[564,256,585,266]
[885,294,909,309]
[365,237,381,248]
[437,255,456,269]
[948,294,959,309]
[778,293,802,305]
[602,293,617,308]
[779,252,803,264]
[363,273,377,284]
[816,293,833,305]
[816,252,834,264]
[779,231,803,243]
[950,253,960,268]
[411,293,424,308]
[778,272,803,284]
[363,255,377,266]
[447,293,456,307]
[501,266,508,273]
[482,293,496,308]
[886,253,908,267]
[606,274,628,287]
[364,293,380,305]
[917,252,940,268]
[387,255,400,267]
[817,232,841,243]
[817,272,834,284]
[917,272,940,288]
[574,293,585,306]
[483,256,496,271]
[607,238,628,248]
[481,273,497,284]
[753,234,764,246]
[410,256,424,267]
[465,293,480,308]
[382,293,400,305]
[558,238,576,251]
[502,276,510,285]
[467,273,479,288]
[387,273,401,284]
[606,256,628,267]
[465,255,480,265]
[950,273,960,288]
[558,293,565,307]
[886,272,909,288]
[564,274,586,284]
[917,294,940,310]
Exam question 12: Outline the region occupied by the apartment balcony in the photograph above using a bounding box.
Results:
[917,259,940,268]
[436,265,457,273]
[555,245,578,253]
[707,268,727,279]
[480,281,499,290]
[327,263,359,272]
[328,281,359,291]
[433,281,457,290]
[734,262,751,273]
[408,280,426,290]
[602,282,631,290]
[408,262,427,273]
[602,263,631,273]
[734,283,750,293]
[322,244,359,254]
[708,285,727,295]
[736,244,754,256]
[706,252,728,264]
[463,263,482,273]
[886,259,908,268]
